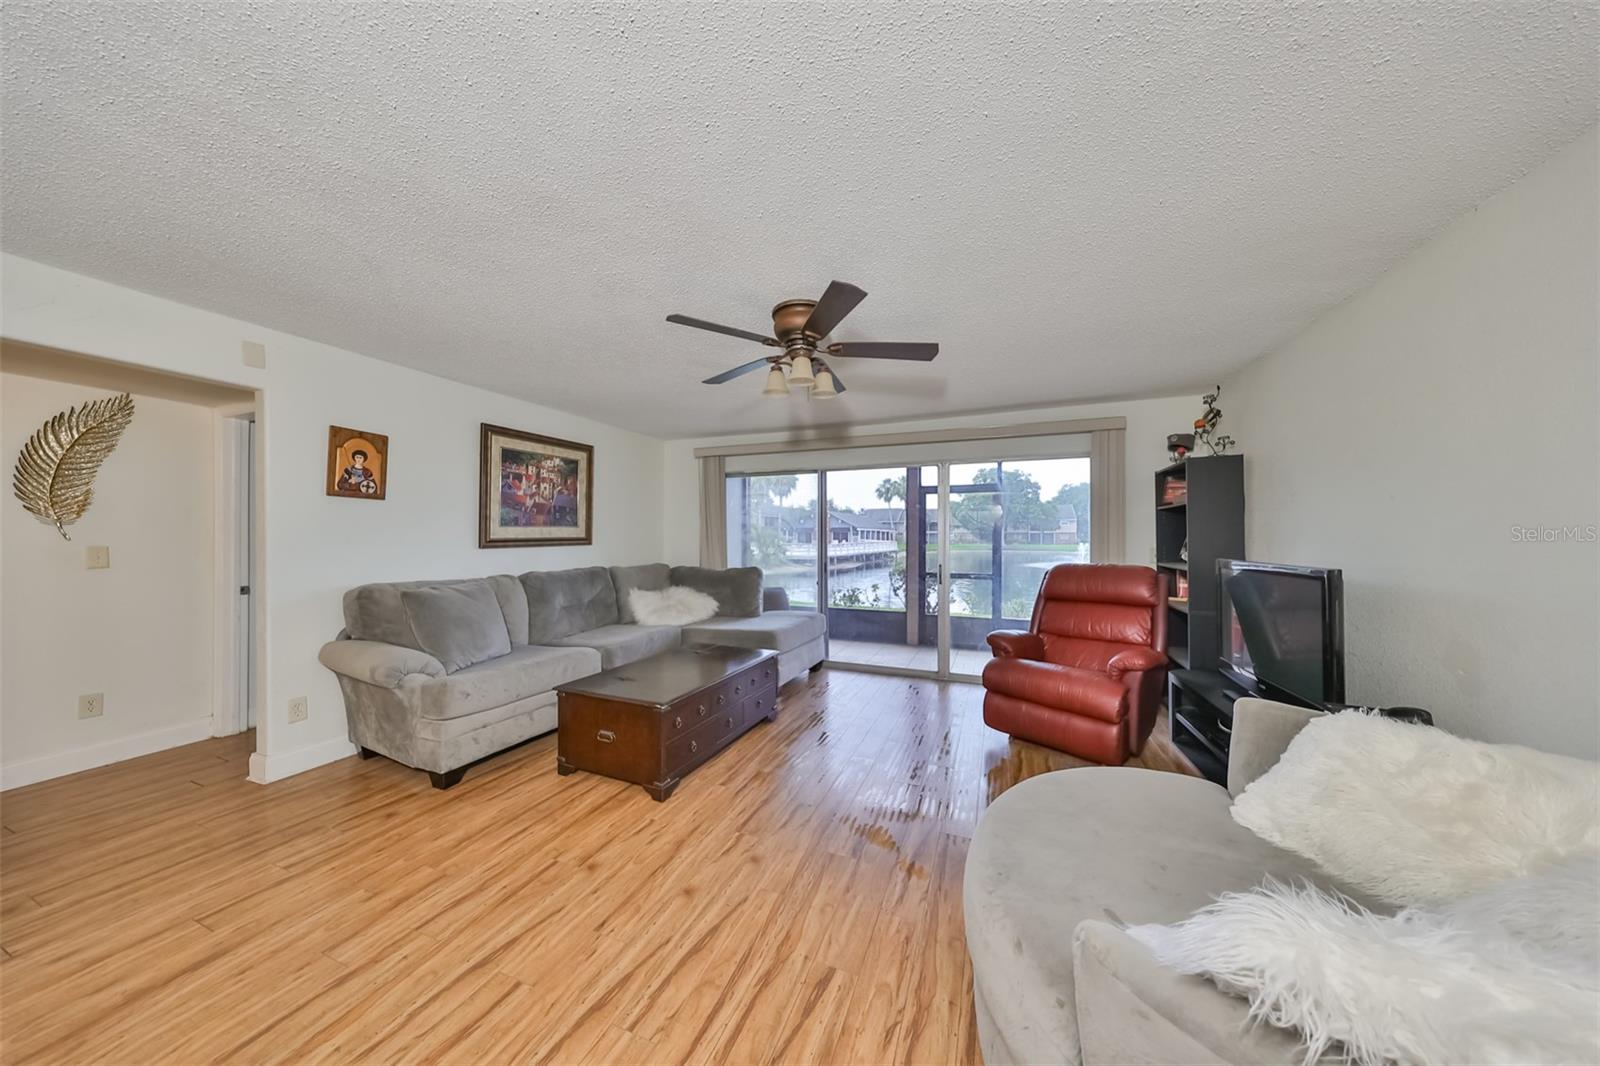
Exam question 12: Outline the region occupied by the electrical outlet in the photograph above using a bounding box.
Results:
[86,545,111,569]
[287,696,309,723]
[78,693,105,719]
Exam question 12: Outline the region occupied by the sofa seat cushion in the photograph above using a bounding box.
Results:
[964,767,1360,1066]
[416,644,600,721]
[550,624,681,669]
[681,610,826,654]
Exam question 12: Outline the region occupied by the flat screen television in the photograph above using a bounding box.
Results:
[1217,560,1345,706]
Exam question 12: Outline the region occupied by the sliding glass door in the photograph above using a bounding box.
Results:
[725,472,820,609]
[939,457,1092,675]
[725,452,1091,679]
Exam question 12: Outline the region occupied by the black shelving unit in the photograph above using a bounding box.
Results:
[1153,455,1244,672]
[1155,454,1245,783]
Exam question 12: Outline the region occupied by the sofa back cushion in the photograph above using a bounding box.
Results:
[344,575,529,649]
[399,583,512,673]
[521,566,620,644]
[669,565,763,618]
[610,563,671,623]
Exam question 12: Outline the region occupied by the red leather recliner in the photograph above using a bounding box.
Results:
[982,564,1169,764]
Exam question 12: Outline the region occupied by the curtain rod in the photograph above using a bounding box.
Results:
[691,416,1126,460]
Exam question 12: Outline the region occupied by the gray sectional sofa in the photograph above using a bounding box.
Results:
[317,564,826,787]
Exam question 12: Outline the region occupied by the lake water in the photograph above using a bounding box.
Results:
[767,544,1091,616]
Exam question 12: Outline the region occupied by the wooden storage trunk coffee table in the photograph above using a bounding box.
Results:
[555,646,779,800]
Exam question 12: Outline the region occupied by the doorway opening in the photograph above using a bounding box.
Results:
[0,340,259,789]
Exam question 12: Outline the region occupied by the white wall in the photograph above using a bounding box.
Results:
[660,394,1202,568]
[0,254,666,783]
[1223,127,1599,757]
[1,372,220,786]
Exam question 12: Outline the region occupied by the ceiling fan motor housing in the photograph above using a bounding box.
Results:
[771,299,820,342]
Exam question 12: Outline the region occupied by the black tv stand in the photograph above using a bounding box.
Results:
[1168,670,1435,785]
[1167,668,1259,785]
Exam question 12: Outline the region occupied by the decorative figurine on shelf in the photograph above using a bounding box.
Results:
[1192,385,1236,456]
[1166,432,1195,463]
[1179,538,1189,563]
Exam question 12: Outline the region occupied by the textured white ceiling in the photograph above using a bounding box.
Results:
[2,2,1595,439]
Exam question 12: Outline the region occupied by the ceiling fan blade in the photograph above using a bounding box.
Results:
[826,341,939,361]
[702,357,771,385]
[803,281,867,338]
[667,314,775,346]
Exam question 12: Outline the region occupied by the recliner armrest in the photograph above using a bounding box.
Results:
[1105,646,1168,679]
[987,630,1045,659]
[319,640,446,688]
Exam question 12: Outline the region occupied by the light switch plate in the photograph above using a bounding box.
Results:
[86,545,111,569]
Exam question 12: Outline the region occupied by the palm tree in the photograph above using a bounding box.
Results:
[875,474,907,530]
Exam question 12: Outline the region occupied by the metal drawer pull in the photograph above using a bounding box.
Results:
[697,704,708,717]
[689,740,699,754]
[726,716,734,729]
[734,684,742,695]
[597,729,616,743]
[673,715,684,729]
[716,694,726,706]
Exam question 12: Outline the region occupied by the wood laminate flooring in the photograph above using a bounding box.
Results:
[0,668,1194,1065]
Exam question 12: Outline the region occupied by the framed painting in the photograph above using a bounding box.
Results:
[326,426,388,500]
[479,424,593,547]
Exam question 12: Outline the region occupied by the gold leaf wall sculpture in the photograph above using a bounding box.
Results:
[11,392,136,541]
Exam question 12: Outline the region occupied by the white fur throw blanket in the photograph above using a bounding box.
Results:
[1128,858,1600,1065]
[629,586,718,626]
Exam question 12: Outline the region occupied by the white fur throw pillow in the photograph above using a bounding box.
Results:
[628,586,718,626]
[1230,711,1600,906]
[1127,857,1600,1066]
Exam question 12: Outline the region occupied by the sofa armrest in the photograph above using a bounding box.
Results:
[987,630,1045,659]
[1073,920,1306,1065]
[1226,697,1323,798]
[318,640,446,688]
[1105,646,1168,679]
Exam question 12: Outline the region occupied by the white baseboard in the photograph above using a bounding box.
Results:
[248,735,357,784]
[1,717,216,791]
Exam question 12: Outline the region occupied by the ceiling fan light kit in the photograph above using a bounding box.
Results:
[669,280,939,401]
[811,366,839,399]
[761,364,789,397]
[788,351,815,386]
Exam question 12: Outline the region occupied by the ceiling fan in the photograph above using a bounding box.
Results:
[667,280,938,400]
